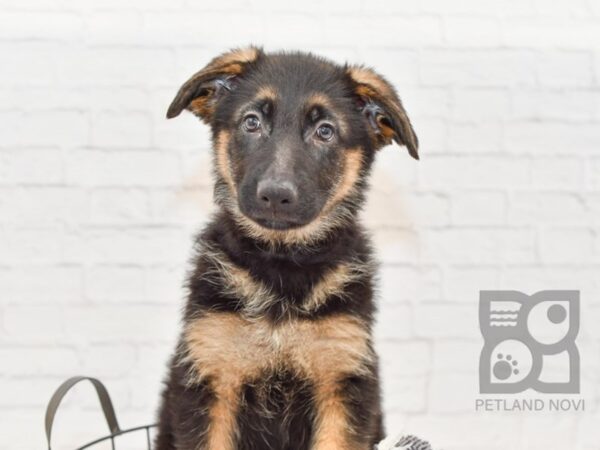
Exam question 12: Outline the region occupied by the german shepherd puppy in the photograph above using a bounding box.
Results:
[155,47,418,450]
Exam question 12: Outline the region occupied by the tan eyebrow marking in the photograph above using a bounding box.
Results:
[233,85,278,122]
[306,92,334,110]
[254,85,278,101]
[305,93,348,136]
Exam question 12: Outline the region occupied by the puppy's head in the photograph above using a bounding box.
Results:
[167,47,418,245]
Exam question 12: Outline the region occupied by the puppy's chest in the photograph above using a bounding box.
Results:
[184,312,372,387]
[198,242,374,317]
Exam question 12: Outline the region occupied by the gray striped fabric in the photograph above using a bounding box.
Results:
[377,435,434,450]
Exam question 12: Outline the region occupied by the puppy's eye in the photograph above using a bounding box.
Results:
[243,115,261,132]
[315,124,335,141]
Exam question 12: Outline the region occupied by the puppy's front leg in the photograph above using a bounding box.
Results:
[312,381,365,450]
[204,383,240,450]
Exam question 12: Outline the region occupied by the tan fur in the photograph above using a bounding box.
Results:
[347,66,393,98]
[212,47,260,68]
[184,313,250,450]
[306,92,334,110]
[223,147,364,247]
[184,312,373,449]
[312,385,358,450]
[231,85,279,122]
[200,242,372,316]
[184,312,372,384]
[354,84,396,146]
[210,84,365,247]
[351,78,418,154]
[255,85,278,101]
[377,115,396,142]
[201,47,260,79]
[231,206,350,248]
[306,93,348,136]
[170,47,261,121]
[189,96,215,119]
[205,389,239,450]
[201,242,279,316]
[214,131,237,199]
[320,148,363,216]
[302,260,372,313]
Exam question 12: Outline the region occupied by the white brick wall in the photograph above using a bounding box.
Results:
[1,1,600,449]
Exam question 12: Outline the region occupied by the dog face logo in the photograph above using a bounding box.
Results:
[166,47,418,245]
[479,290,580,394]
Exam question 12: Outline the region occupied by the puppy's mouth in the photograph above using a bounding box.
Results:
[249,215,307,231]
[238,203,317,230]
[236,184,323,231]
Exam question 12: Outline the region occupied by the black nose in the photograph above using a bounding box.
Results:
[256,179,298,209]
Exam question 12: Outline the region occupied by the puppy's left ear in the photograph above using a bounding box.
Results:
[346,66,419,160]
[166,46,263,123]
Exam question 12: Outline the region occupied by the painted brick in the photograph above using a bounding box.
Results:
[420,50,537,87]
[85,265,145,302]
[508,192,588,225]
[418,156,530,189]
[0,265,83,303]
[421,228,536,264]
[539,227,597,264]
[451,191,507,226]
[505,122,600,155]
[413,303,479,339]
[65,149,181,187]
[0,149,64,185]
[89,188,152,224]
[444,17,502,47]
[91,112,152,148]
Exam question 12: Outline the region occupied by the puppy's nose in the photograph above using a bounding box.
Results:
[257,179,298,209]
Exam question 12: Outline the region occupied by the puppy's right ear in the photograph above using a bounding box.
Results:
[166,46,263,123]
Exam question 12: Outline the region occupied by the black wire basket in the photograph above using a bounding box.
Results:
[45,376,157,450]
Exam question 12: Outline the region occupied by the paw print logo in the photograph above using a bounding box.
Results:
[493,354,519,380]
[479,291,580,394]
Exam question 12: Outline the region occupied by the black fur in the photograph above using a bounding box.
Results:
[155,48,418,450]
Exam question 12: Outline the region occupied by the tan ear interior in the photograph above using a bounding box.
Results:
[166,47,262,121]
[347,66,419,159]
[375,115,396,143]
